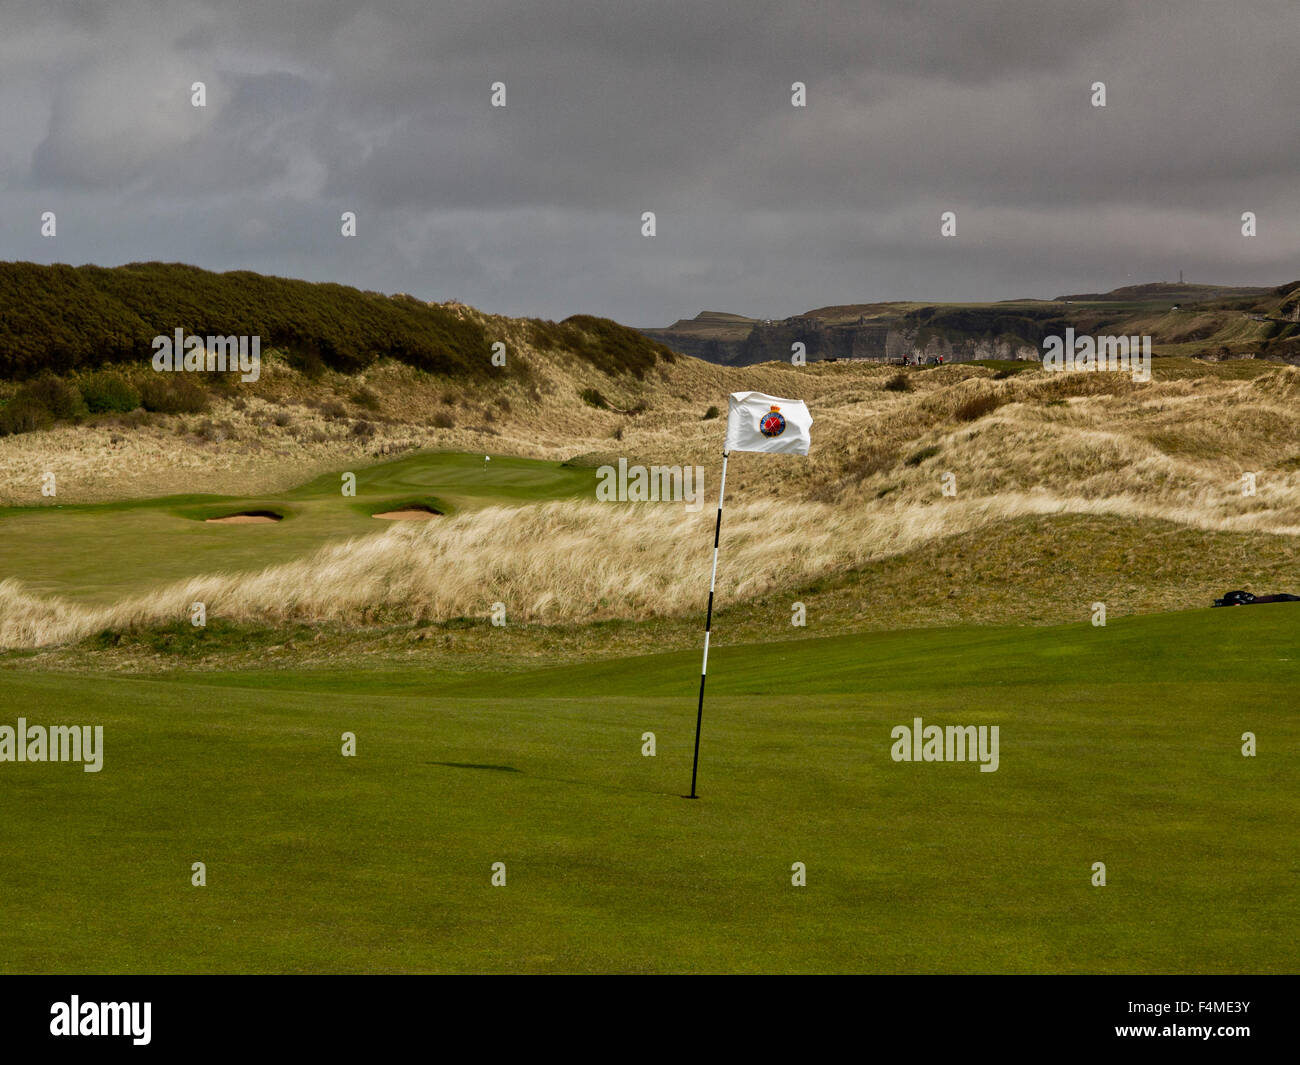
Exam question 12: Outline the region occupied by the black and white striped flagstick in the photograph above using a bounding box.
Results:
[688,448,730,799]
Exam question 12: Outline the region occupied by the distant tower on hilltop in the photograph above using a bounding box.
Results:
[1179,270,1184,284]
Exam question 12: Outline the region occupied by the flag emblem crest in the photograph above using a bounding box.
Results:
[759,406,786,438]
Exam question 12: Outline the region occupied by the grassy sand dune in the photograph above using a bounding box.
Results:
[3,358,1299,649]
[4,483,1299,649]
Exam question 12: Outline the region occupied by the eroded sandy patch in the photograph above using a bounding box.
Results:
[205,512,282,524]
[373,508,438,520]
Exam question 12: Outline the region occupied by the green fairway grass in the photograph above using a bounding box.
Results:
[1,605,1295,973]
[0,452,597,605]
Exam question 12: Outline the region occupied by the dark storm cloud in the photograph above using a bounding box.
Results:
[1,1,1296,324]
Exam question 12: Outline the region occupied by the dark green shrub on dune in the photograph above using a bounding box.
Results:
[139,375,209,414]
[79,371,141,413]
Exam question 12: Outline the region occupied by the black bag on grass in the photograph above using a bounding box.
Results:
[1213,590,1300,607]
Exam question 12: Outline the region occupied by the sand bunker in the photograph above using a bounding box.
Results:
[205,511,283,524]
[373,506,440,521]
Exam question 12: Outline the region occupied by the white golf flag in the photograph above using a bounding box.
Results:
[724,392,813,455]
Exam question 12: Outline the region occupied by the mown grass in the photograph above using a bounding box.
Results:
[0,452,596,606]
[0,606,1294,974]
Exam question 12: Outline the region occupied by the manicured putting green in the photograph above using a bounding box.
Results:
[0,452,597,605]
[0,605,1294,973]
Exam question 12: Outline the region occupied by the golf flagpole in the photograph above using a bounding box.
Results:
[687,392,811,798]
[689,448,729,799]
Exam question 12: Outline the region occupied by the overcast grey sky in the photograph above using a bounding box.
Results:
[2,1,1296,325]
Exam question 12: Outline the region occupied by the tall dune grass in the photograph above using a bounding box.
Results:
[4,487,1298,648]
[4,361,1300,648]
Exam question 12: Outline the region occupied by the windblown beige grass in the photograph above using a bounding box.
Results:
[4,485,1299,648]
[3,355,1299,648]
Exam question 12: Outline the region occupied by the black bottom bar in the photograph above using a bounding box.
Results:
[2,975,1290,1050]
